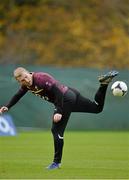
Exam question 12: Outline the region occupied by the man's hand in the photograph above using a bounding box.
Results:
[53,113,62,123]
[0,106,8,114]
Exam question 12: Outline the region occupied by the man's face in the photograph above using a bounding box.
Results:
[15,72,32,86]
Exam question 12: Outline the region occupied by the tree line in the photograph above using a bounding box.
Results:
[0,0,129,69]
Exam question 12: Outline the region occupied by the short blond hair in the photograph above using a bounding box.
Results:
[13,67,29,78]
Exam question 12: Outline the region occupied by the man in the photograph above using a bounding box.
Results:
[0,67,118,170]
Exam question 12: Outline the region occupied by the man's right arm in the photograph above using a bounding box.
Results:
[0,87,28,114]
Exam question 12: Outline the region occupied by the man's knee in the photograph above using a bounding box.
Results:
[95,106,103,113]
[51,127,64,141]
[93,101,104,114]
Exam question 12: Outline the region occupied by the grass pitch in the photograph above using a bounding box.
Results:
[0,131,129,179]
